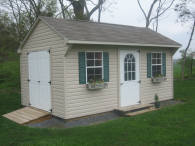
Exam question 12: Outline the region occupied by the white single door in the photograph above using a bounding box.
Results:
[28,51,51,112]
[120,50,140,107]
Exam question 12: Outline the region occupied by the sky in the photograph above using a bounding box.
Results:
[92,0,195,59]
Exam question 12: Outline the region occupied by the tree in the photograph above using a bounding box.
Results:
[1,0,58,41]
[178,50,194,78]
[58,0,106,20]
[175,0,195,80]
[137,0,175,31]
[0,11,19,54]
[57,0,73,19]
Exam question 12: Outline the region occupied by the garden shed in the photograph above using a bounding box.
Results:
[18,16,181,120]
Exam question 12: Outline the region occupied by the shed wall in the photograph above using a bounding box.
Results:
[140,48,173,104]
[64,46,174,119]
[20,20,66,118]
[64,46,118,119]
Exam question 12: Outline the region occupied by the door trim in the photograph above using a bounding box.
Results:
[119,49,141,108]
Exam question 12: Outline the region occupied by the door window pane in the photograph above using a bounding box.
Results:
[132,72,135,80]
[124,54,136,81]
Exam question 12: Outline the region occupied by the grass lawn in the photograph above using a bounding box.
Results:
[174,61,195,80]
[1,60,195,145]
[174,63,181,79]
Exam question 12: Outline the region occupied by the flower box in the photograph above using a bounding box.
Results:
[151,76,166,83]
[86,82,107,90]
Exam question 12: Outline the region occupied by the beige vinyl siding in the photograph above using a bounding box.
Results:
[64,45,118,119]
[140,48,173,104]
[20,20,66,118]
[64,46,173,119]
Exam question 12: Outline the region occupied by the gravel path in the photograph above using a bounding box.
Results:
[28,111,120,128]
[27,99,182,129]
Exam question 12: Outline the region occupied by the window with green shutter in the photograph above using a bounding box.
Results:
[147,52,166,78]
[78,51,109,84]
[86,52,103,82]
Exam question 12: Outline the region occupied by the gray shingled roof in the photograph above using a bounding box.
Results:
[40,16,181,48]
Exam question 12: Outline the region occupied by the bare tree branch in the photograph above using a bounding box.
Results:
[137,0,175,30]
[137,0,148,20]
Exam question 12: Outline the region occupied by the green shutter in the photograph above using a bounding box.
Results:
[103,52,109,82]
[147,53,152,78]
[78,52,86,84]
[162,52,166,76]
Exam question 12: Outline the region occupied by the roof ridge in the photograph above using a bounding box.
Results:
[39,16,145,29]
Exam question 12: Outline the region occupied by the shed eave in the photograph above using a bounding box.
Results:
[67,40,182,48]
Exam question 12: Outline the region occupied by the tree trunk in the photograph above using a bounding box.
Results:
[98,2,103,22]
[190,58,193,76]
[59,0,66,19]
[181,19,195,80]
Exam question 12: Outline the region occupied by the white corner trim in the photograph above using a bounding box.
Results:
[67,40,181,48]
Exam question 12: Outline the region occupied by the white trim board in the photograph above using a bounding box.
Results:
[67,40,181,48]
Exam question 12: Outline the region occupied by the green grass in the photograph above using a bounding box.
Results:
[174,61,195,80]
[1,59,195,145]
[174,63,181,79]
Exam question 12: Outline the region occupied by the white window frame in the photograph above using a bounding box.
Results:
[85,51,104,83]
[151,52,163,77]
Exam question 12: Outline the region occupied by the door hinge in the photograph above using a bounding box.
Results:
[48,81,51,85]
[48,50,50,54]
[27,79,30,82]
[50,109,52,112]
[138,80,141,83]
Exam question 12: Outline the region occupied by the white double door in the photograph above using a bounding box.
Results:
[28,50,51,112]
[120,50,140,107]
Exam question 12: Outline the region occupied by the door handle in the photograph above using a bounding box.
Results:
[37,81,40,83]
[138,80,141,83]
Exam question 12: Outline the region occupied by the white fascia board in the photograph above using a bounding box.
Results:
[67,40,182,48]
[17,17,69,54]
[17,18,40,53]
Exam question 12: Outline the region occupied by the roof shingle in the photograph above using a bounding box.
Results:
[40,16,181,48]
